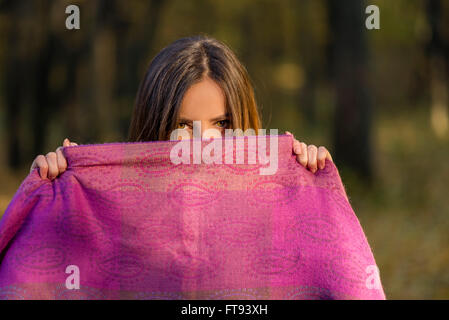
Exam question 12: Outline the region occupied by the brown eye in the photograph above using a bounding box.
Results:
[216,120,229,128]
[177,123,188,129]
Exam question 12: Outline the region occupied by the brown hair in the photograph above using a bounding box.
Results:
[128,35,261,141]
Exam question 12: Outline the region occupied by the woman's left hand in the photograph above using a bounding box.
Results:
[286,131,333,173]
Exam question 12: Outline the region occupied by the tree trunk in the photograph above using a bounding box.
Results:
[327,0,373,180]
[426,0,449,139]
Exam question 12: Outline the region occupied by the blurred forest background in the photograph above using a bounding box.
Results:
[0,0,448,299]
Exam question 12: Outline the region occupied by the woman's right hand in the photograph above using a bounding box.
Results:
[30,138,78,180]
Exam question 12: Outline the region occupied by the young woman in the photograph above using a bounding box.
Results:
[30,35,333,179]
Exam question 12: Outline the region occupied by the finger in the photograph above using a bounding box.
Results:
[63,138,70,147]
[317,146,328,170]
[307,145,318,173]
[56,147,68,173]
[326,150,333,162]
[70,142,78,146]
[30,158,37,173]
[34,155,49,179]
[292,139,302,156]
[286,131,297,141]
[298,142,308,167]
[45,152,59,180]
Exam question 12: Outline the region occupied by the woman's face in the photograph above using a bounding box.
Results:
[176,76,230,139]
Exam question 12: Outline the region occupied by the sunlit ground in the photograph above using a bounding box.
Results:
[0,107,448,299]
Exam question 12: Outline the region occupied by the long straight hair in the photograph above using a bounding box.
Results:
[128,35,262,141]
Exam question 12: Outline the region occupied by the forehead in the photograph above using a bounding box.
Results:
[179,76,226,120]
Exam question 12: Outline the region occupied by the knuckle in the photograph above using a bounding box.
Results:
[48,167,58,177]
[46,152,56,159]
[308,155,317,163]
[48,166,56,173]
[57,152,67,163]
[37,158,48,169]
[36,155,46,162]
[318,152,326,160]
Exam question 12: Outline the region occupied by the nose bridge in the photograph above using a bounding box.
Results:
[199,120,222,139]
[191,120,210,139]
[200,120,211,136]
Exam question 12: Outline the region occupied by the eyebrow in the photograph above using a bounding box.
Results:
[178,113,230,123]
[210,113,230,122]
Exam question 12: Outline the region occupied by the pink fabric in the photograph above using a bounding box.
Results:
[0,134,385,299]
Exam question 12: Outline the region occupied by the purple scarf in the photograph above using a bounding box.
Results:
[0,135,386,299]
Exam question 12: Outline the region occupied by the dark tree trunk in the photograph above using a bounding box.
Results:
[115,0,167,138]
[4,51,21,169]
[426,0,449,139]
[3,1,26,169]
[327,0,373,180]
